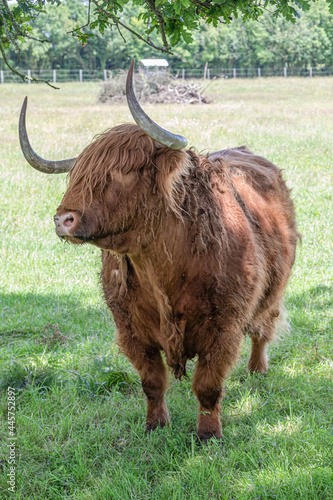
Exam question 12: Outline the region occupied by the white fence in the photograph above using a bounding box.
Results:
[0,66,332,83]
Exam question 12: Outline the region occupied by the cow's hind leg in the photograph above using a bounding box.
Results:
[248,305,281,373]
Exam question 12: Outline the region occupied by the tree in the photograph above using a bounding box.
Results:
[182,0,333,70]
[1,0,332,74]
[1,0,333,84]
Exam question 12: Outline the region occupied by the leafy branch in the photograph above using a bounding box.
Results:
[0,0,59,86]
[1,0,331,84]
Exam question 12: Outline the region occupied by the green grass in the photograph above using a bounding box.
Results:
[0,78,332,499]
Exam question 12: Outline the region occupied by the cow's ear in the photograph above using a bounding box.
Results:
[153,147,190,209]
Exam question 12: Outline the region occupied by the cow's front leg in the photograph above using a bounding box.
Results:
[192,349,238,442]
[131,346,169,432]
[192,358,224,442]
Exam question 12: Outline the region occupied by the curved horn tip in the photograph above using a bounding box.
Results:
[128,59,135,77]
[125,59,188,150]
[18,96,76,173]
[127,60,135,89]
[21,96,28,112]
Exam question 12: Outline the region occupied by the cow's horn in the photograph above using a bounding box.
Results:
[19,97,76,174]
[126,60,188,150]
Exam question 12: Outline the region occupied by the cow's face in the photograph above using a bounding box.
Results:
[55,172,143,254]
[54,124,189,254]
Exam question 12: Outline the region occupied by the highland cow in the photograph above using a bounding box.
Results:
[19,61,298,441]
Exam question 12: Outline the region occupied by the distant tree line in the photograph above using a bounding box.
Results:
[0,0,332,72]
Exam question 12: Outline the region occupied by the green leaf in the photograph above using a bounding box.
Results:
[182,30,193,44]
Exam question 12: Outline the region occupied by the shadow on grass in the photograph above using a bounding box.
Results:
[0,290,113,338]
[0,290,127,395]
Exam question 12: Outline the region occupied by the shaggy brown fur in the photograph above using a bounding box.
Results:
[56,124,299,441]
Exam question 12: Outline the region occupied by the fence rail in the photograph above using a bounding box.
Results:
[0,66,332,84]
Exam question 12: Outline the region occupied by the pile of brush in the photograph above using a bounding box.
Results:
[144,80,211,104]
[99,70,212,105]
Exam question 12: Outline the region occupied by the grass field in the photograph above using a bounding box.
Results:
[0,78,332,499]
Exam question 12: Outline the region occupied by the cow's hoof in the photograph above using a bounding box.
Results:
[248,361,268,374]
[145,413,170,433]
[248,351,268,374]
[145,422,163,433]
[197,427,223,444]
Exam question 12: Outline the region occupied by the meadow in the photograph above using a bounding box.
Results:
[0,77,332,499]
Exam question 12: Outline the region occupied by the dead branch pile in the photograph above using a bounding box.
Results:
[143,81,212,104]
[99,70,212,105]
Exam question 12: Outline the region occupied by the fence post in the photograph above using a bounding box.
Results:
[53,69,56,83]
[233,68,236,78]
[309,67,313,78]
[207,68,210,80]
[104,69,107,81]
[0,70,4,84]
[258,68,261,78]
[27,69,31,83]
[79,69,83,82]
[182,68,185,80]
[204,62,208,80]
[284,67,287,78]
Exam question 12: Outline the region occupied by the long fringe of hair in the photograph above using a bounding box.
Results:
[63,124,191,214]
